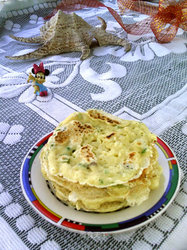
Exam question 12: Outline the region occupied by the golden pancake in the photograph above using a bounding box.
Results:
[40,109,162,212]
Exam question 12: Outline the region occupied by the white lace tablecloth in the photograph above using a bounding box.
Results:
[0,1,187,249]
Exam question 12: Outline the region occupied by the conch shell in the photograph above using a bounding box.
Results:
[7,10,131,60]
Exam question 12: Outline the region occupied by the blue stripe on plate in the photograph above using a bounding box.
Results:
[22,158,36,202]
[118,213,146,225]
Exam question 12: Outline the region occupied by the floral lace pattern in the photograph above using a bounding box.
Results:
[0,1,186,250]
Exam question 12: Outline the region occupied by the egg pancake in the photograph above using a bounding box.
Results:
[40,109,162,212]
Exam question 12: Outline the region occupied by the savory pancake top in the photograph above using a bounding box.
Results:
[44,109,157,187]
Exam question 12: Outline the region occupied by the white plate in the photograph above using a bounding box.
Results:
[20,132,180,234]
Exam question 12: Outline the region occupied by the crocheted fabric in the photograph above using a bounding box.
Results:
[0,1,186,249]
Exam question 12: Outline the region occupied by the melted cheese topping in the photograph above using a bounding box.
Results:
[43,110,157,187]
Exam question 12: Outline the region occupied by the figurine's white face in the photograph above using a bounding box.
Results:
[35,72,45,84]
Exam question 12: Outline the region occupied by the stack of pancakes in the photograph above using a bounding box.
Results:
[40,110,162,212]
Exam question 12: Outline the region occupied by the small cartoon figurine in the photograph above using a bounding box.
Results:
[27,62,50,96]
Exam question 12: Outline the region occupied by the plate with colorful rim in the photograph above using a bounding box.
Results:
[20,132,181,234]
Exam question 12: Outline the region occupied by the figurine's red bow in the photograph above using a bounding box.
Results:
[33,62,45,74]
[117,0,187,43]
[45,0,187,43]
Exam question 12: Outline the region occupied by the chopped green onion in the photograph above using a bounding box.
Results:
[117,125,123,129]
[117,184,124,188]
[78,163,88,168]
[99,179,104,184]
[141,148,147,154]
[78,113,82,120]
